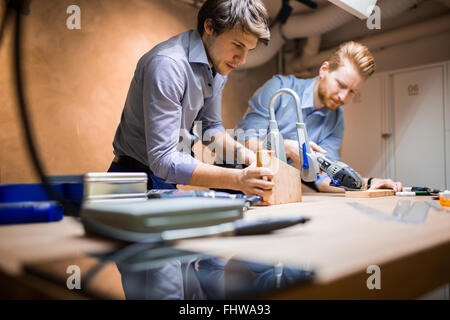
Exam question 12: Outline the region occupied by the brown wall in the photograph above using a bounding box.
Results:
[0,0,277,184]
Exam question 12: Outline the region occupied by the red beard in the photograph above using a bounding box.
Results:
[318,78,342,110]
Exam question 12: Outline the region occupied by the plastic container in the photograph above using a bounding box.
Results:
[439,191,450,207]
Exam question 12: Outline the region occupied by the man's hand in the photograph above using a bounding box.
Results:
[369,178,403,192]
[236,167,274,204]
[317,177,345,193]
[284,139,327,166]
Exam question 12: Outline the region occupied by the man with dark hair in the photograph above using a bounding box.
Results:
[110,0,273,199]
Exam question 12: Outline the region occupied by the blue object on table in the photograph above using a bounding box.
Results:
[0,180,83,225]
[0,183,64,203]
[0,201,63,225]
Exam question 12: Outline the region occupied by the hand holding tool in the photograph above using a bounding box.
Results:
[316,153,364,191]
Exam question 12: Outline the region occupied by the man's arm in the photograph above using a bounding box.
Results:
[142,57,273,197]
[188,162,274,198]
[244,120,402,193]
[143,56,200,185]
[189,131,278,198]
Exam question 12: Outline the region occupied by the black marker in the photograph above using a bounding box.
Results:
[233,217,310,236]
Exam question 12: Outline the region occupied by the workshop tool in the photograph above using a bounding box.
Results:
[262,89,289,164]
[289,88,320,183]
[147,189,261,208]
[411,186,441,196]
[81,173,307,242]
[395,186,442,197]
[81,197,247,242]
[315,153,364,190]
[81,197,310,242]
[262,88,364,187]
[263,88,319,182]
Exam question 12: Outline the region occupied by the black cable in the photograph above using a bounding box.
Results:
[11,1,79,217]
[8,0,165,292]
[0,2,11,45]
[296,0,317,9]
[0,7,9,44]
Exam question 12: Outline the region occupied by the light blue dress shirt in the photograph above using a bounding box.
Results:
[237,75,345,187]
[113,30,226,185]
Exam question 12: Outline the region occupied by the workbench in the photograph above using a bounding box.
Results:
[0,194,448,299]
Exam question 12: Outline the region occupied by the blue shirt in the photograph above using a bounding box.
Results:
[113,30,226,185]
[237,75,345,187]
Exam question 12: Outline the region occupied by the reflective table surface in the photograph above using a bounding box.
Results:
[82,243,315,299]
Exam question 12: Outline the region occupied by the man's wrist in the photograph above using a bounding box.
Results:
[229,168,241,190]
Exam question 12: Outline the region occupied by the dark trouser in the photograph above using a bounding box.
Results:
[108,155,176,190]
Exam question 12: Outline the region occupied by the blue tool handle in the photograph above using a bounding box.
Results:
[0,202,63,225]
[302,143,310,169]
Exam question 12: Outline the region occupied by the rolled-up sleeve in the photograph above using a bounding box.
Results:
[142,56,200,185]
[237,76,283,140]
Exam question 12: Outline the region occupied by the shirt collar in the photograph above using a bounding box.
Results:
[302,76,332,117]
[188,30,210,66]
[300,77,317,110]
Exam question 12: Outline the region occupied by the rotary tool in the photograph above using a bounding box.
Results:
[315,153,364,191]
[263,87,364,190]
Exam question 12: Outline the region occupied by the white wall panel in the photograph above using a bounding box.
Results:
[392,65,446,189]
[341,76,385,178]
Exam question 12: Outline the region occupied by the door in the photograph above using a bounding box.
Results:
[341,75,385,178]
[392,65,446,190]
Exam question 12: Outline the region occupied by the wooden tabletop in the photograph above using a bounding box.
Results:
[0,194,448,299]
[176,194,450,298]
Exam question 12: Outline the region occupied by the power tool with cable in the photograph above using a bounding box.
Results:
[315,153,364,191]
[264,88,365,191]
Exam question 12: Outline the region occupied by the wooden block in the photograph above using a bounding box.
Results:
[258,151,302,205]
[345,189,395,198]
